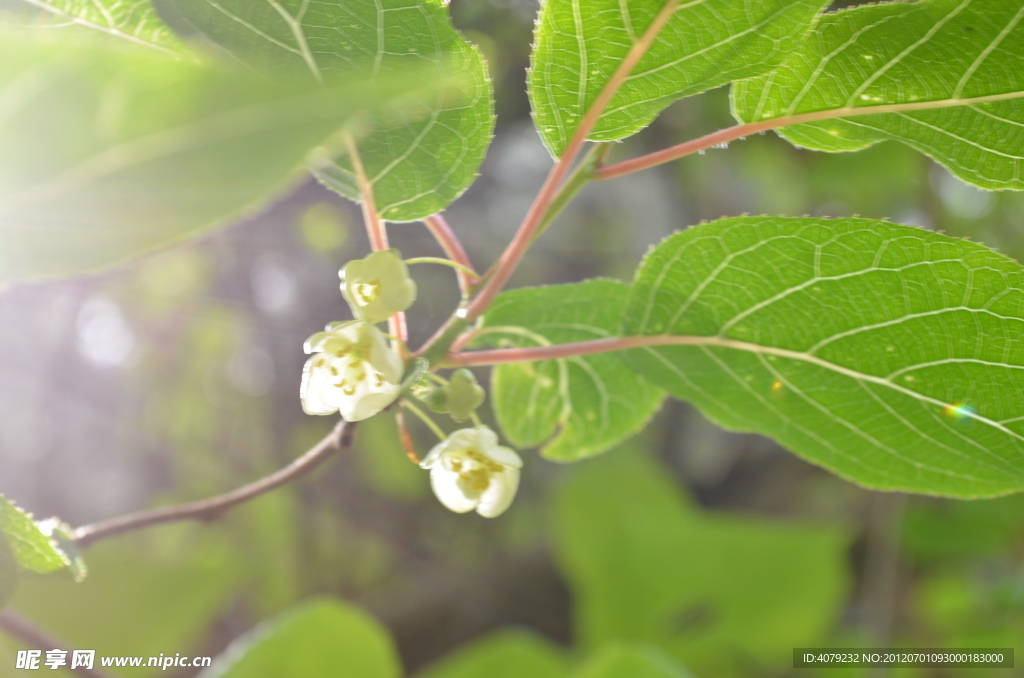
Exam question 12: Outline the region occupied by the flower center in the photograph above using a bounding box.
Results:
[353,280,381,307]
[448,448,504,495]
[319,341,386,395]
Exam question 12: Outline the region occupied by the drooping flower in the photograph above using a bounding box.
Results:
[340,249,416,323]
[300,321,403,421]
[420,427,522,518]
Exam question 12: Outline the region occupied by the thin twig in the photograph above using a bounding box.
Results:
[71,421,355,548]
[423,214,478,294]
[461,0,682,323]
[405,257,480,280]
[395,405,421,464]
[0,610,113,678]
[594,89,1024,181]
[863,491,908,678]
[343,130,388,251]
[343,129,408,349]
[400,398,447,442]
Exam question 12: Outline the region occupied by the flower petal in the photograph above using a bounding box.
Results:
[429,464,479,513]
[445,427,483,451]
[366,327,404,383]
[476,465,519,518]
[487,445,523,469]
[300,357,339,416]
[337,374,399,422]
[470,427,522,468]
[420,438,448,469]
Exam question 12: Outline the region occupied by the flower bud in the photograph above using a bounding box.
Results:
[444,369,486,423]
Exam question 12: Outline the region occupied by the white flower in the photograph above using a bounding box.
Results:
[420,427,522,518]
[300,321,403,421]
[340,249,416,324]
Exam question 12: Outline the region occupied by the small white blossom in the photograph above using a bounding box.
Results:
[301,321,403,421]
[340,249,416,324]
[420,427,522,518]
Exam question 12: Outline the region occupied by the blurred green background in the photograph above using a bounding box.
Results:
[1,0,1023,676]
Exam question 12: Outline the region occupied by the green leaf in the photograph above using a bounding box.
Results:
[573,645,694,678]
[0,536,17,611]
[3,0,182,53]
[528,0,829,156]
[14,536,237,660]
[555,451,847,677]
[732,0,1024,191]
[36,520,88,583]
[0,35,416,284]
[200,598,400,678]
[622,216,1024,498]
[480,280,664,462]
[418,630,570,678]
[0,496,68,574]
[155,0,494,222]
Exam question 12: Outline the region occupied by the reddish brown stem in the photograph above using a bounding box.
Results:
[595,89,1024,181]
[423,214,478,294]
[395,405,421,464]
[343,129,408,348]
[462,0,682,323]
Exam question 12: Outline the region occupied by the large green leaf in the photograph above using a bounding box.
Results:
[418,631,569,678]
[528,0,829,156]
[155,0,494,222]
[0,36,416,284]
[555,451,847,677]
[732,0,1024,190]
[480,280,664,462]
[622,217,1024,498]
[200,598,400,678]
[0,496,67,574]
[4,0,181,52]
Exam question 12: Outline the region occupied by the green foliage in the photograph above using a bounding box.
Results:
[36,520,88,583]
[481,280,664,461]
[5,0,182,52]
[574,645,694,678]
[200,598,401,678]
[528,0,828,156]
[622,216,1024,498]
[0,536,16,611]
[554,451,847,677]
[902,493,1024,562]
[0,35,416,284]
[13,537,236,673]
[417,630,569,678]
[0,496,67,575]
[155,0,495,221]
[733,0,1024,190]
[7,0,1024,672]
